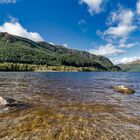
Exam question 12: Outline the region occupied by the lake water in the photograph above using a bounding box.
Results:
[0,72,140,140]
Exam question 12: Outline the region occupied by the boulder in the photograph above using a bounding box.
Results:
[113,85,135,94]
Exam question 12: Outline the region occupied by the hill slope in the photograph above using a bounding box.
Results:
[118,60,140,72]
[0,32,120,71]
[129,60,140,64]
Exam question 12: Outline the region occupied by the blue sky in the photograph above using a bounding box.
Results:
[0,0,140,64]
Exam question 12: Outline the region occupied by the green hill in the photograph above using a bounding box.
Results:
[0,32,120,71]
[118,60,140,72]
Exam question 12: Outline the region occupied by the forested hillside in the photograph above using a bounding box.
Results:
[0,32,120,71]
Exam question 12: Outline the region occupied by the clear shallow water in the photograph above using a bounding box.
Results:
[0,72,140,140]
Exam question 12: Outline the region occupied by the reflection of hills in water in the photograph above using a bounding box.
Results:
[0,72,140,139]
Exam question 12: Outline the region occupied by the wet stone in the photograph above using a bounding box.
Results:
[0,96,30,112]
[113,86,135,94]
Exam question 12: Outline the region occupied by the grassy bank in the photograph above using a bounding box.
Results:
[0,63,105,72]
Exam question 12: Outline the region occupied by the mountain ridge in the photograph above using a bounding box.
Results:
[0,32,120,71]
[128,60,140,64]
[118,60,140,72]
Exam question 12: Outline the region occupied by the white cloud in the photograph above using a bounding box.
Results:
[119,42,137,48]
[107,8,134,26]
[137,0,140,15]
[78,19,88,32]
[113,57,140,64]
[119,37,128,44]
[0,19,44,42]
[63,43,69,48]
[79,0,103,15]
[0,0,16,4]
[89,43,125,56]
[104,8,136,38]
[49,42,55,46]
[96,7,138,56]
[78,19,86,26]
[105,25,136,38]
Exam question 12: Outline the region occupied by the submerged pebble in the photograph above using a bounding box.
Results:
[0,96,30,112]
[0,97,16,106]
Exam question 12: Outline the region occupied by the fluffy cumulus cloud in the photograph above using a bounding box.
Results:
[137,0,140,15]
[104,8,136,39]
[105,25,136,39]
[93,6,138,58]
[89,43,125,56]
[113,57,140,64]
[0,0,16,4]
[0,19,44,42]
[79,0,103,15]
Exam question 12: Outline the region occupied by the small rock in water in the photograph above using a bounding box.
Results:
[0,97,30,113]
[0,97,16,106]
[113,85,135,94]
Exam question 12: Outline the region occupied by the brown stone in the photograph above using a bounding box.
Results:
[113,85,135,94]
